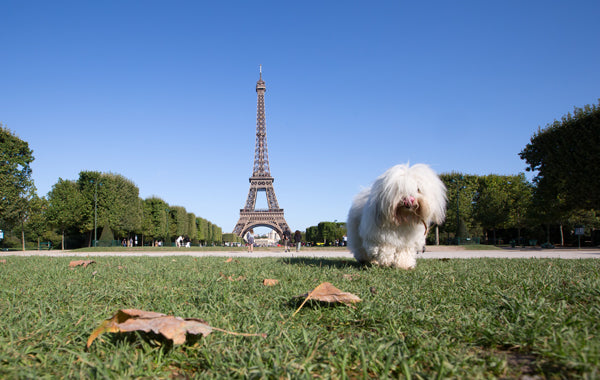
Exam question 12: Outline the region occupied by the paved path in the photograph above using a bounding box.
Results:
[2,247,600,259]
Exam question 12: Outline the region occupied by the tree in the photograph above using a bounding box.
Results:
[206,221,213,244]
[305,226,318,245]
[141,197,169,245]
[303,222,346,245]
[98,173,142,238]
[520,101,600,211]
[186,213,197,243]
[76,171,142,245]
[0,125,36,236]
[16,194,48,249]
[472,174,532,244]
[222,233,243,244]
[211,224,222,245]
[196,217,208,244]
[505,174,533,245]
[473,175,512,244]
[439,173,480,241]
[46,178,85,249]
[169,206,187,239]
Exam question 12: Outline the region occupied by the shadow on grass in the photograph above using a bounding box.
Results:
[94,331,206,353]
[279,257,367,269]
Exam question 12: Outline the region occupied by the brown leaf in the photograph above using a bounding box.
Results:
[225,257,233,263]
[263,279,279,286]
[87,309,265,348]
[69,260,95,268]
[219,273,245,282]
[0,259,6,264]
[343,274,361,281]
[87,309,212,348]
[293,282,362,316]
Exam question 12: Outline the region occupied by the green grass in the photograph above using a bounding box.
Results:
[1,256,599,379]
[462,244,503,250]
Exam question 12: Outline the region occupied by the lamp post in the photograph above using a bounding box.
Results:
[90,179,102,247]
[165,208,170,246]
[452,176,465,244]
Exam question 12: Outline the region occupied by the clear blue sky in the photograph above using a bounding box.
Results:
[2,1,599,234]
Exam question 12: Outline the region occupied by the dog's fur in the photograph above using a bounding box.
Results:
[347,163,447,269]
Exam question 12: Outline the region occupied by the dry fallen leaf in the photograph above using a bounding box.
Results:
[0,259,6,264]
[69,260,95,268]
[293,282,362,316]
[219,273,246,282]
[87,309,212,348]
[87,309,265,348]
[263,279,279,286]
[225,257,233,263]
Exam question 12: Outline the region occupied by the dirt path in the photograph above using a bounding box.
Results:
[2,247,599,259]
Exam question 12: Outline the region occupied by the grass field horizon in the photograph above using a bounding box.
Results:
[2,243,506,254]
[1,256,598,378]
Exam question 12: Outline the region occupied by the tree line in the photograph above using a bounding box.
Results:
[0,128,222,250]
[303,101,600,247]
[2,100,599,248]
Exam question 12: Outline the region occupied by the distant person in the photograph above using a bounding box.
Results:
[294,230,302,252]
[176,235,183,248]
[246,229,255,253]
[283,228,291,253]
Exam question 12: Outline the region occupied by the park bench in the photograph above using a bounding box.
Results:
[38,242,52,250]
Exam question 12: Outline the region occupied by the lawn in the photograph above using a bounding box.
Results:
[0,256,598,379]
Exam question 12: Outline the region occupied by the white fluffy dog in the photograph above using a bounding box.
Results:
[347,163,447,269]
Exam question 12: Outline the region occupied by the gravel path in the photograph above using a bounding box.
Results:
[2,247,600,259]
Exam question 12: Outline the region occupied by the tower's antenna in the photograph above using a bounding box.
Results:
[259,64,262,80]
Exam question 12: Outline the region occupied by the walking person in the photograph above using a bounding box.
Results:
[246,229,255,253]
[283,228,291,253]
[294,230,302,252]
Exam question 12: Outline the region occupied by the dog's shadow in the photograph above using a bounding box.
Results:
[279,257,368,270]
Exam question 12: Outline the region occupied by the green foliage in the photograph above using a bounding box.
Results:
[20,194,48,242]
[0,125,36,229]
[438,173,533,243]
[305,222,346,245]
[520,101,600,211]
[196,217,208,242]
[211,224,222,244]
[141,197,169,242]
[76,171,143,239]
[46,178,86,249]
[186,213,196,242]
[222,233,243,243]
[440,173,480,238]
[98,224,114,243]
[169,206,187,237]
[0,130,223,249]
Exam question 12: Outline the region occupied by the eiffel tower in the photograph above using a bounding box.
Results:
[233,67,290,238]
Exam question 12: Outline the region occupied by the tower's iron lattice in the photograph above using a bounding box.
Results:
[233,68,290,239]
